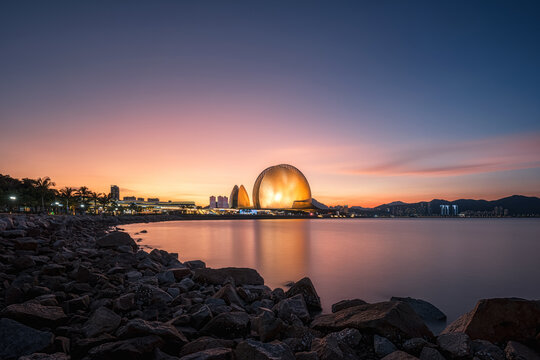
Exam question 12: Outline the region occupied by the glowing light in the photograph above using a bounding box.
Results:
[9,196,16,200]
[253,164,311,209]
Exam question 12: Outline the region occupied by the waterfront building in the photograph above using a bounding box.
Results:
[253,164,312,209]
[209,196,217,209]
[123,196,136,201]
[217,196,229,208]
[147,198,159,202]
[440,204,450,215]
[229,185,250,208]
[137,197,144,201]
[110,185,120,200]
[452,204,459,216]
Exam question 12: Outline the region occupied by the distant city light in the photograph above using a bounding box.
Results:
[80,204,85,208]
[55,202,60,205]
[9,196,16,200]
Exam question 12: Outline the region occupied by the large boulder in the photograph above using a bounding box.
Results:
[86,335,164,359]
[179,337,235,357]
[213,284,245,307]
[285,277,321,311]
[251,307,283,342]
[201,311,250,338]
[235,339,295,360]
[471,339,505,360]
[193,267,264,285]
[374,334,397,357]
[1,301,67,327]
[311,328,362,360]
[116,318,188,352]
[332,299,367,313]
[0,318,54,360]
[436,332,471,359]
[83,306,122,337]
[96,231,137,251]
[390,297,446,322]
[179,347,233,360]
[441,298,540,343]
[505,341,540,360]
[311,301,433,342]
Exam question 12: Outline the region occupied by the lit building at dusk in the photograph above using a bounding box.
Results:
[253,164,312,209]
[217,196,229,208]
[110,185,120,200]
[230,185,250,209]
[209,196,217,209]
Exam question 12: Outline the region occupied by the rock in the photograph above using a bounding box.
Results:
[193,267,264,285]
[403,338,433,356]
[310,336,346,360]
[86,335,164,359]
[327,328,362,348]
[65,295,90,313]
[437,332,471,359]
[0,318,54,360]
[179,277,195,292]
[201,311,250,338]
[252,307,283,342]
[1,301,67,327]
[274,294,311,323]
[167,287,181,297]
[3,229,27,238]
[180,347,233,360]
[391,297,447,322]
[374,334,398,357]
[179,337,235,357]
[113,293,136,312]
[185,260,206,269]
[419,347,445,360]
[126,270,143,281]
[235,339,295,360]
[381,351,419,360]
[157,270,176,285]
[311,301,433,342]
[295,351,319,360]
[505,341,540,360]
[42,264,66,276]
[83,306,122,337]
[213,283,245,307]
[191,305,213,329]
[116,318,188,352]
[18,353,70,360]
[96,231,137,251]
[169,267,192,280]
[331,299,367,313]
[471,339,505,360]
[285,277,321,311]
[441,298,540,343]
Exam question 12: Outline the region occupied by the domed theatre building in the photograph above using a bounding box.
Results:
[252,164,312,209]
[229,185,251,209]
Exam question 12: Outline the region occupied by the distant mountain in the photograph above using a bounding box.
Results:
[375,201,409,209]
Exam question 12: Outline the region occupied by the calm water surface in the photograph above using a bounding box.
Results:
[123,218,540,327]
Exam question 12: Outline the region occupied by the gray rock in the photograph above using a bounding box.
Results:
[274,294,310,323]
[185,260,206,269]
[437,332,471,359]
[193,267,264,285]
[126,270,143,281]
[179,277,195,292]
[86,335,164,359]
[471,339,505,360]
[381,351,420,360]
[391,297,447,322]
[505,341,540,360]
[251,307,283,342]
[0,318,54,360]
[403,338,433,356]
[285,277,321,311]
[326,328,362,348]
[113,293,136,312]
[179,337,235,357]
[1,301,67,327]
[83,306,122,337]
[213,283,244,307]
[310,336,344,360]
[179,347,233,360]
[235,339,295,360]
[167,287,181,297]
[169,267,193,280]
[116,318,187,352]
[295,351,319,360]
[18,353,70,360]
[191,305,213,329]
[157,270,176,285]
[374,334,397,357]
[419,347,445,360]
[96,231,137,250]
[331,299,367,313]
[201,311,250,338]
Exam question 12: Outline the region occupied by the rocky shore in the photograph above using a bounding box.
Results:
[0,214,539,360]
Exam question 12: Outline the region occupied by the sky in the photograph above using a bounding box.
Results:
[1,1,539,207]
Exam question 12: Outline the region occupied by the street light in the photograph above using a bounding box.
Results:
[9,196,16,200]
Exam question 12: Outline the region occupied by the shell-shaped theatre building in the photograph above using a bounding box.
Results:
[252,164,313,209]
[229,185,251,209]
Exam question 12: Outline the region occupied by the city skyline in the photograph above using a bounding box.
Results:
[1,1,540,207]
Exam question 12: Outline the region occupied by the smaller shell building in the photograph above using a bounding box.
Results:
[229,185,251,209]
[252,164,312,209]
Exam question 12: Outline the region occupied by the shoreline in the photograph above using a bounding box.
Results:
[0,213,539,359]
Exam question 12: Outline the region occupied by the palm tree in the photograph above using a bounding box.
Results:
[90,192,101,214]
[76,186,91,212]
[98,193,112,213]
[35,177,56,213]
[59,187,75,214]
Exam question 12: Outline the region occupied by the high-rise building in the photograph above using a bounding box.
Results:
[440,204,450,216]
[110,185,120,200]
[209,196,217,209]
[452,205,459,216]
[217,196,229,208]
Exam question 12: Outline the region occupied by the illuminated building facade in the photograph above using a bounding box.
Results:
[253,164,312,209]
[230,185,251,209]
[110,185,120,200]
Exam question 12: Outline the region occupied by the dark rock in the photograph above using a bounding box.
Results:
[179,277,196,292]
[295,351,319,360]
[252,307,283,342]
[18,353,70,360]
[169,267,192,280]
[1,301,67,327]
[157,270,176,285]
[96,231,137,251]
[374,334,397,357]
[193,267,264,285]
[471,339,505,360]
[42,264,66,276]
[403,338,433,356]
[65,295,90,313]
[311,301,433,342]
[381,351,419,360]
[53,336,70,354]
[116,318,188,352]
[86,335,164,359]
[285,277,321,311]
[235,339,295,360]
[179,347,233,360]
[201,311,250,338]
[185,260,206,269]
[441,298,540,343]
[191,305,213,329]
[0,318,54,360]
[504,341,540,360]
[274,294,310,323]
[391,297,446,322]
[331,299,367,313]
[419,347,445,360]
[213,283,244,307]
[83,306,122,337]
[2,229,27,238]
[179,337,235,357]
[437,332,471,359]
[113,293,136,312]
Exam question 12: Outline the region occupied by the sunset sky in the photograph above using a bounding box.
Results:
[1,1,539,207]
